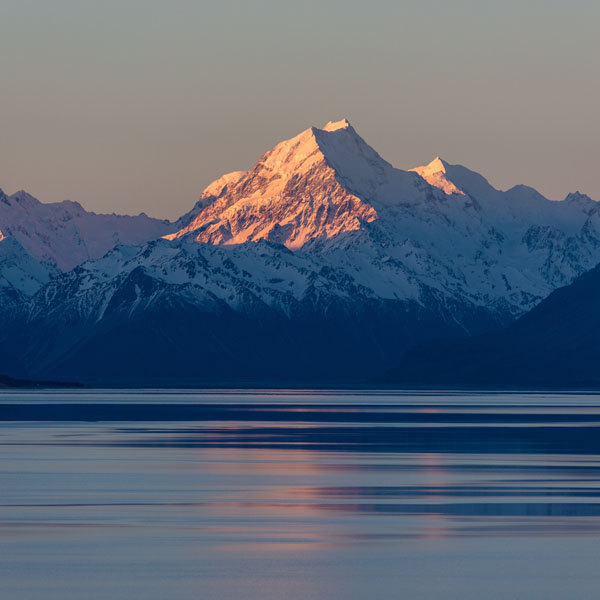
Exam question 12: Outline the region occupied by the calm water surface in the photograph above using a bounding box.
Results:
[2,390,600,599]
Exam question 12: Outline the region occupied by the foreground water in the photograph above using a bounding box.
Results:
[3,390,600,599]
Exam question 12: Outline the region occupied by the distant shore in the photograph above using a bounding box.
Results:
[0,374,83,389]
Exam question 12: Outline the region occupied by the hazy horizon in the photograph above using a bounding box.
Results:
[2,0,599,220]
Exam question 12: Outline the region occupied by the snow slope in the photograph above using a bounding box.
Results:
[0,235,57,302]
[0,189,175,270]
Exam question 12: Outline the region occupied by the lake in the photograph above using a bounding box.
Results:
[2,389,600,599]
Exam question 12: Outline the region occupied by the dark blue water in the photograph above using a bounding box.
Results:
[3,390,600,599]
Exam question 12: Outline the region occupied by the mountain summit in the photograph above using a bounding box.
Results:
[168,120,381,247]
[322,118,353,131]
[167,119,427,248]
[410,157,465,196]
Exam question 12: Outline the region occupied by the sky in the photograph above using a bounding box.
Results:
[1,0,599,220]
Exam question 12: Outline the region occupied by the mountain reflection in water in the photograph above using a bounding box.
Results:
[3,390,600,599]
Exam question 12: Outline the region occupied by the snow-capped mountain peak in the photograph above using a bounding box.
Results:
[414,156,448,175]
[322,118,352,132]
[410,157,465,196]
[167,119,448,250]
[565,191,596,205]
[167,120,393,247]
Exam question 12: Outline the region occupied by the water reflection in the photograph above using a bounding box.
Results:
[4,391,600,599]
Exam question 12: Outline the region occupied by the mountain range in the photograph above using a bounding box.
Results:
[2,119,599,386]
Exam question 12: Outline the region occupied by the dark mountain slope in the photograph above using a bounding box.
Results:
[15,275,500,386]
[384,262,600,387]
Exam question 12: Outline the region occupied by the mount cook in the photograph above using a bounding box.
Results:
[2,119,600,384]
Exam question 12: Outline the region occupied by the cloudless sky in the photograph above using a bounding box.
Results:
[1,0,599,219]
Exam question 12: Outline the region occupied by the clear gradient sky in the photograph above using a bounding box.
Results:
[1,0,599,219]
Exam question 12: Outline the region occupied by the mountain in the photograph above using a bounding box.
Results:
[0,188,174,270]
[10,236,500,384]
[4,118,600,385]
[169,119,600,315]
[384,261,600,388]
[410,157,465,196]
[0,186,185,307]
[0,235,57,302]
[167,119,385,247]
[0,235,58,373]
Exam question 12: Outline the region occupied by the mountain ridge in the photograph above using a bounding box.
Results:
[0,188,177,271]
[3,119,600,384]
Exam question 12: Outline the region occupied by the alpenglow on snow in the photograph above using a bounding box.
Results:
[1,119,600,383]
